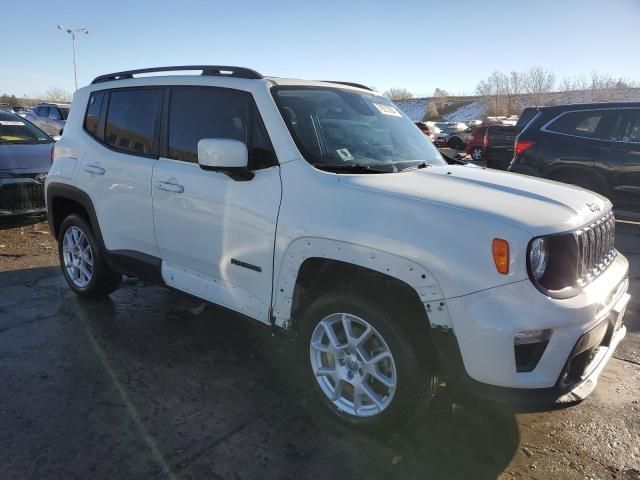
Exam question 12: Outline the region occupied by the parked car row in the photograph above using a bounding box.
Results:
[0,111,54,218]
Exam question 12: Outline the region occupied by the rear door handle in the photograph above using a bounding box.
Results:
[155,181,184,193]
[83,164,105,175]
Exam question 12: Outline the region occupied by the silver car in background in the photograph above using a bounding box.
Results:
[25,103,70,135]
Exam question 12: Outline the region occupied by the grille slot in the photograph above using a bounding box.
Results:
[575,212,616,285]
[0,183,45,212]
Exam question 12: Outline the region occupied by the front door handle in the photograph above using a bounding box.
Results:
[83,164,105,175]
[155,181,184,193]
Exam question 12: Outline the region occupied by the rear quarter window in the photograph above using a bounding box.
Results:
[84,92,104,138]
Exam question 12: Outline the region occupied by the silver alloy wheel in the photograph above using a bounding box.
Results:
[310,312,397,417]
[62,226,94,288]
[471,148,482,161]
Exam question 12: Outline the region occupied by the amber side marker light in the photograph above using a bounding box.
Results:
[492,238,510,274]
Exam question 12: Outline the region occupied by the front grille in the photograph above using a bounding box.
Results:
[575,212,616,285]
[0,182,45,212]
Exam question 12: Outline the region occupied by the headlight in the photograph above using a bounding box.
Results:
[529,237,548,280]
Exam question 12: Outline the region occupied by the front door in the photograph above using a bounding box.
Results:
[151,86,281,324]
[611,109,640,210]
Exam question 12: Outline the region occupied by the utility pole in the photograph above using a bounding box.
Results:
[57,25,89,91]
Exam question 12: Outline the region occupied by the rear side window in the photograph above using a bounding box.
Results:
[168,87,276,169]
[84,92,104,137]
[38,106,49,117]
[546,111,603,138]
[105,89,162,156]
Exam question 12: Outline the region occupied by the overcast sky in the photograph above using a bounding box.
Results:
[3,0,640,98]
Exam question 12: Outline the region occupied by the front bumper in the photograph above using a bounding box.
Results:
[434,253,629,403]
[0,176,47,216]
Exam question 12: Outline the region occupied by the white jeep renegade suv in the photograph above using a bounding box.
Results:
[46,66,629,430]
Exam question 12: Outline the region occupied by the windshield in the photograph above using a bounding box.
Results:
[272,86,445,171]
[0,113,53,144]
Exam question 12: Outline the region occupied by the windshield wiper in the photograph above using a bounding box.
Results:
[396,162,431,172]
[314,163,396,174]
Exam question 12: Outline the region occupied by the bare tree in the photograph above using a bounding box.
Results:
[43,87,72,103]
[422,101,439,121]
[382,88,414,101]
[523,66,555,106]
[433,88,449,110]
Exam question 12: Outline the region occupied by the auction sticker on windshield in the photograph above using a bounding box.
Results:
[336,148,355,161]
[373,103,402,117]
[0,121,26,126]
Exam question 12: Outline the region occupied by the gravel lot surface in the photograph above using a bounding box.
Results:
[0,219,638,480]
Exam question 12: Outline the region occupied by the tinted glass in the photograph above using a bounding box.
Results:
[515,108,538,129]
[105,89,161,155]
[38,106,49,117]
[615,109,640,143]
[168,88,249,163]
[250,106,277,169]
[547,110,603,138]
[0,112,52,144]
[59,108,70,120]
[49,108,61,120]
[273,87,445,170]
[84,92,104,138]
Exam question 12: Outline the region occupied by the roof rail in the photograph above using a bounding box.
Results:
[320,81,373,91]
[91,65,263,84]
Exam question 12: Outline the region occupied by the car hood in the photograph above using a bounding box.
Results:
[0,142,53,173]
[337,164,610,236]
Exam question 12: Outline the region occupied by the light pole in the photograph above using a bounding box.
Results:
[57,25,89,91]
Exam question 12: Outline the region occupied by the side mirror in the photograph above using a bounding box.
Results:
[197,138,253,181]
[51,135,62,141]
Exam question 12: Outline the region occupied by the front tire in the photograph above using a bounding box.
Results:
[448,137,464,150]
[298,291,436,432]
[58,214,121,298]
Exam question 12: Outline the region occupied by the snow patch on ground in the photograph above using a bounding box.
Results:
[395,88,640,123]
[442,101,485,122]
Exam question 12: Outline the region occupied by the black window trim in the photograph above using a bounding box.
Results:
[82,86,164,159]
[540,107,640,145]
[159,84,278,170]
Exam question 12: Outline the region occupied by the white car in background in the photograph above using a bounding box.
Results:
[46,65,629,431]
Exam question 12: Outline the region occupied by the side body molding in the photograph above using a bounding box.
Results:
[272,237,446,328]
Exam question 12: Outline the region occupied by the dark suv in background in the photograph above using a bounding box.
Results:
[464,110,539,168]
[509,102,640,211]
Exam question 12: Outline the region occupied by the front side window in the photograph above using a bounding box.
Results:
[547,110,603,138]
[49,108,61,120]
[614,109,640,143]
[105,89,162,155]
[0,112,53,144]
[167,87,277,170]
[272,87,445,172]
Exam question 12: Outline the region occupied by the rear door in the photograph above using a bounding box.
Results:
[77,88,162,256]
[151,86,281,324]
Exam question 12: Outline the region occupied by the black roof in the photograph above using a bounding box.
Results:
[531,101,640,112]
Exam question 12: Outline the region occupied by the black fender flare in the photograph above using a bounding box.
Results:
[46,183,106,248]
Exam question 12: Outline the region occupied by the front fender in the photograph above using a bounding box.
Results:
[271,237,446,327]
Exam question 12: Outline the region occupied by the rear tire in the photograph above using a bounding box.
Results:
[470,147,483,161]
[448,137,464,150]
[297,291,437,433]
[58,214,121,298]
